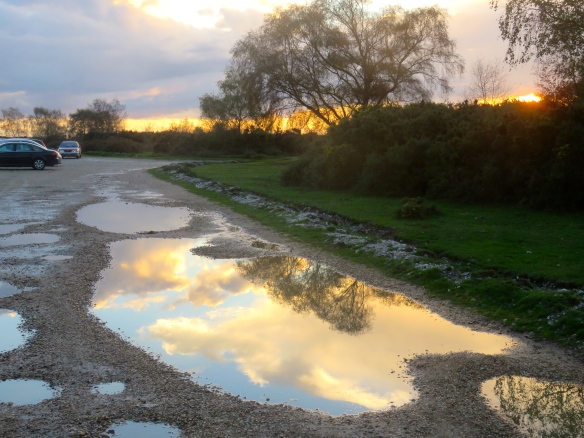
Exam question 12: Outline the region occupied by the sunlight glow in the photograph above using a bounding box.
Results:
[120,0,474,29]
[122,0,299,28]
[477,93,542,105]
[125,118,204,132]
[515,93,542,103]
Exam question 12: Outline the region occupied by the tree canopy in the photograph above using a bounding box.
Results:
[222,0,463,125]
[0,107,27,137]
[30,107,67,139]
[199,67,280,132]
[69,98,127,137]
[491,0,584,97]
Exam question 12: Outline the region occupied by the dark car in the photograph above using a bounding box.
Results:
[0,138,62,170]
[58,141,81,158]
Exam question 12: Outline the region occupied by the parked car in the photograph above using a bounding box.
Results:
[58,141,81,158]
[6,138,47,147]
[0,138,62,170]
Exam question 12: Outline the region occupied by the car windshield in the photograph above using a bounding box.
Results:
[61,142,78,147]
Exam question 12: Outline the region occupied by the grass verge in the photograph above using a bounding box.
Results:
[150,160,584,352]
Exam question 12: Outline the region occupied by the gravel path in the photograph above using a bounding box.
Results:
[0,158,582,437]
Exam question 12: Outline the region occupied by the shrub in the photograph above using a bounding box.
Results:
[395,197,441,219]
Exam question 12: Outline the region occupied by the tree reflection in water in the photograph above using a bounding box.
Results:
[236,256,423,335]
[483,376,584,438]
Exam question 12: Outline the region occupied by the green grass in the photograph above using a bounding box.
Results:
[189,158,584,286]
[151,159,584,351]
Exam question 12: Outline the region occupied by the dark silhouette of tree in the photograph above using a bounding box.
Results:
[200,66,281,133]
[30,107,66,140]
[69,98,127,137]
[225,0,463,125]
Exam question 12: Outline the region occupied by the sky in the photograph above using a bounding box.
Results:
[0,0,537,128]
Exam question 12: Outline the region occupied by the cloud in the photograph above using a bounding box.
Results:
[0,0,250,116]
[0,0,538,118]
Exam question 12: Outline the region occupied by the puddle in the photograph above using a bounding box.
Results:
[0,309,32,353]
[0,379,60,405]
[91,382,125,395]
[105,421,180,437]
[43,255,73,261]
[77,202,191,234]
[482,376,584,437]
[92,238,513,415]
[0,224,28,235]
[0,281,20,298]
[0,233,59,247]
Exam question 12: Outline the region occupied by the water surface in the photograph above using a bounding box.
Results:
[91,382,125,395]
[77,202,191,234]
[0,310,31,353]
[482,376,584,437]
[0,379,60,405]
[0,224,28,235]
[93,238,513,415]
[105,421,180,437]
[0,281,20,298]
[0,233,59,247]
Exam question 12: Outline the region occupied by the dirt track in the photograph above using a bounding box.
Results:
[0,157,582,437]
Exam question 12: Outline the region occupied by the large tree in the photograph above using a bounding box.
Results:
[30,107,67,139]
[69,98,127,137]
[200,67,281,132]
[0,107,28,137]
[229,0,464,125]
[491,0,584,96]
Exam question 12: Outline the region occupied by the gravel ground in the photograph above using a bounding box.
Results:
[0,157,582,437]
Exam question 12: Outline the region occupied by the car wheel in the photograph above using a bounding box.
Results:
[32,158,46,170]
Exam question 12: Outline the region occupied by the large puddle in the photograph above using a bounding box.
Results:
[0,379,60,405]
[77,202,191,234]
[0,309,31,353]
[482,376,584,437]
[93,238,513,415]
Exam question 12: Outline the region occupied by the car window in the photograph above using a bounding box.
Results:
[0,144,14,152]
[16,144,34,152]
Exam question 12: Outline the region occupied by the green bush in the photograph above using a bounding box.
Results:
[395,197,441,219]
[282,99,584,210]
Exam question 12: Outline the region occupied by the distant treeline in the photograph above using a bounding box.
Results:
[80,126,313,158]
[281,99,584,211]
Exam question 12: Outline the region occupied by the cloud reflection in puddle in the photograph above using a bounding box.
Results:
[93,238,513,415]
[77,202,191,234]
